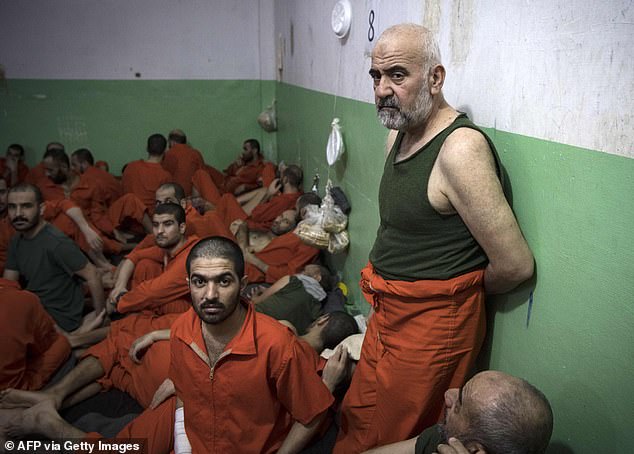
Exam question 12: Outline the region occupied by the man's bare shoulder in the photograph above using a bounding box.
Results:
[436,127,495,173]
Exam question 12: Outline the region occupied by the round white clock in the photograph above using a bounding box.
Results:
[331,0,352,38]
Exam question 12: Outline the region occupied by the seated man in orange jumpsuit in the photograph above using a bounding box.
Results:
[25,142,64,187]
[122,133,173,215]
[0,144,29,187]
[0,279,71,391]
[161,129,204,197]
[39,147,127,256]
[192,164,303,232]
[0,203,197,414]
[70,148,122,205]
[204,138,275,196]
[169,236,336,453]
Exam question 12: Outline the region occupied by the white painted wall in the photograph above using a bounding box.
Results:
[274,0,634,158]
[0,0,276,80]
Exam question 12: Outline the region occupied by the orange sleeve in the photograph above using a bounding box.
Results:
[261,234,319,283]
[117,254,189,314]
[192,168,222,205]
[260,162,277,187]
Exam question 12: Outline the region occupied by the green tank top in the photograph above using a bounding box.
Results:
[369,113,504,281]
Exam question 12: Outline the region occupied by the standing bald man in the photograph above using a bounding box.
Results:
[334,24,534,452]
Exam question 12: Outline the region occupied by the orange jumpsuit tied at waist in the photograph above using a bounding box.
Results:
[333,264,486,454]
[0,279,71,390]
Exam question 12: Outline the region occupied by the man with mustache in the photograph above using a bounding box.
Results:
[2,183,105,332]
[334,24,535,453]
[169,236,335,453]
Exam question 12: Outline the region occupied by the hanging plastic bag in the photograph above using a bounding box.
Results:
[257,103,277,132]
[328,230,349,254]
[326,118,345,165]
[322,181,347,233]
[296,204,330,249]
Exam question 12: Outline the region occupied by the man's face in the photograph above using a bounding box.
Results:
[6,147,23,162]
[70,155,86,174]
[241,142,255,162]
[152,213,185,249]
[271,209,297,235]
[8,190,42,232]
[370,36,433,131]
[0,180,8,214]
[43,157,68,184]
[188,256,245,325]
[155,187,180,205]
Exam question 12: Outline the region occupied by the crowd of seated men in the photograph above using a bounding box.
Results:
[0,133,553,453]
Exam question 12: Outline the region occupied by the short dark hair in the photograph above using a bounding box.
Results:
[282,164,303,188]
[320,311,359,350]
[71,148,94,166]
[147,134,167,156]
[244,139,260,154]
[158,182,186,201]
[9,183,43,205]
[153,202,186,225]
[7,144,25,157]
[296,193,322,221]
[316,265,334,292]
[460,378,553,454]
[43,148,69,167]
[168,131,187,144]
[186,236,245,278]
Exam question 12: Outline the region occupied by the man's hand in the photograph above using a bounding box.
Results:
[150,378,176,409]
[129,332,156,364]
[267,178,282,197]
[434,438,471,454]
[81,225,104,251]
[106,287,127,314]
[322,345,350,392]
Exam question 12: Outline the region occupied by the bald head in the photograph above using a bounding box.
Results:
[375,24,441,69]
[450,371,553,454]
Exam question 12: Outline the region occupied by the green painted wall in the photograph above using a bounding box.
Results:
[0,79,278,174]
[275,83,634,453]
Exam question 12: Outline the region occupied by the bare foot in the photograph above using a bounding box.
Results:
[5,400,63,439]
[0,389,59,410]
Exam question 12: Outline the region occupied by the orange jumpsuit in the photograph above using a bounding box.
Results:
[0,216,14,274]
[333,265,486,453]
[84,397,175,454]
[83,165,122,206]
[83,237,198,407]
[223,158,266,194]
[247,191,301,231]
[162,143,204,196]
[170,303,334,453]
[116,236,199,316]
[122,161,172,214]
[246,232,319,284]
[0,159,29,186]
[0,279,71,390]
[25,162,47,186]
[192,168,223,205]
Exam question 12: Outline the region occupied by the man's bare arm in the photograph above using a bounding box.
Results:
[362,438,417,454]
[74,262,106,313]
[437,128,534,294]
[277,411,328,454]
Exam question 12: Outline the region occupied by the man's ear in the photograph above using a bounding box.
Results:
[429,64,446,94]
[39,202,45,217]
[240,275,248,291]
[179,222,186,235]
